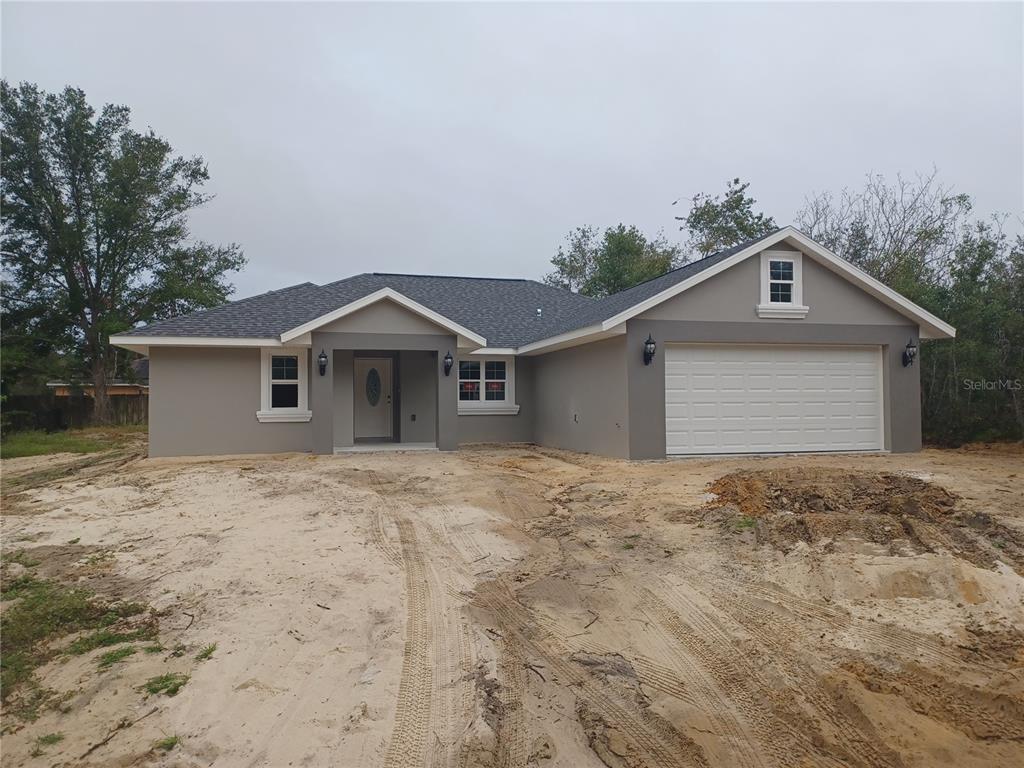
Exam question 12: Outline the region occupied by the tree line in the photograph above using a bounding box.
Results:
[2,82,1020,443]
[545,175,1023,445]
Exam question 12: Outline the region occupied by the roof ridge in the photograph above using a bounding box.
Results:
[370,272,531,282]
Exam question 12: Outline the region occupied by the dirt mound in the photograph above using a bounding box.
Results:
[844,661,1024,741]
[705,468,1024,572]
[708,468,959,519]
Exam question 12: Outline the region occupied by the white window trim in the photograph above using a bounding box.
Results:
[457,355,520,416]
[257,347,312,423]
[757,250,809,319]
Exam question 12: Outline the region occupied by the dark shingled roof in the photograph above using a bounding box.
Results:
[122,230,780,348]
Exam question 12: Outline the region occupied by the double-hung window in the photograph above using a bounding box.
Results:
[458,356,519,415]
[257,347,311,422]
[758,250,808,318]
[768,259,794,304]
[271,355,300,407]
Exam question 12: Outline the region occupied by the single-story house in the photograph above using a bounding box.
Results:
[110,226,955,459]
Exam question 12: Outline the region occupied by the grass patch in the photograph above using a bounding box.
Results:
[7,550,41,567]
[195,643,216,662]
[140,673,189,697]
[153,735,180,751]
[143,644,164,654]
[0,566,148,705]
[97,646,136,668]
[67,627,156,655]
[37,732,64,746]
[734,515,757,530]
[1,429,112,459]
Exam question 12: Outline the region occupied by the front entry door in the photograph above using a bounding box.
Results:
[353,358,394,440]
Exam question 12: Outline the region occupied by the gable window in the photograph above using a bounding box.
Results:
[769,259,794,303]
[257,347,312,422]
[458,356,519,415]
[758,250,809,319]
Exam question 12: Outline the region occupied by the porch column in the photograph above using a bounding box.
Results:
[310,332,334,455]
[437,346,458,451]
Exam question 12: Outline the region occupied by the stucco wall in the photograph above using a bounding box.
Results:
[399,350,438,443]
[332,350,355,447]
[639,250,910,325]
[148,346,313,457]
[531,336,629,458]
[457,357,535,444]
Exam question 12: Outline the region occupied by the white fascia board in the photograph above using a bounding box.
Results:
[516,323,626,356]
[279,287,487,347]
[468,347,516,356]
[109,335,284,354]
[597,226,956,340]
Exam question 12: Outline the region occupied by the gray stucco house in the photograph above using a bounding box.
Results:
[111,227,955,459]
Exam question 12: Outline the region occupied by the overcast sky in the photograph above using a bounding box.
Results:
[3,1,1022,299]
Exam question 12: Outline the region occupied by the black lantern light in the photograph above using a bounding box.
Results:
[443,350,454,376]
[902,338,918,368]
[317,349,328,376]
[643,334,656,366]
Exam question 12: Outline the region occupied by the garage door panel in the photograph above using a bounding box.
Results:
[665,344,883,455]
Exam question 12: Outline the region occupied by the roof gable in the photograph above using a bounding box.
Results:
[280,288,487,347]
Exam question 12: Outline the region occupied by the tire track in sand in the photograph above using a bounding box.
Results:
[383,518,434,768]
[372,472,478,768]
[473,578,707,768]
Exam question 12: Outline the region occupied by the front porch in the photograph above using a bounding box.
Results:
[308,332,459,455]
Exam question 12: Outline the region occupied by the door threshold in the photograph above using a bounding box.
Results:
[334,443,438,454]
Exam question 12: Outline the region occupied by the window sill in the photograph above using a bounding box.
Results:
[756,304,810,319]
[458,404,521,416]
[256,409,312,423]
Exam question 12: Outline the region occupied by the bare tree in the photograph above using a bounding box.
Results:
[795,169,972,285]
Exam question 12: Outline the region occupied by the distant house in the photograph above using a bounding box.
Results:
[46,382,149,397]
[46,358,149,397]
[111,227,954,459]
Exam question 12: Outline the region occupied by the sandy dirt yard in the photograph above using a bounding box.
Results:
[2,441,1023,768]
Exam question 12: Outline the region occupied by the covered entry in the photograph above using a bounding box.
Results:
[665,344,884,455]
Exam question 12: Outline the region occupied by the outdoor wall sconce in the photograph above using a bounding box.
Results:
[643,334,657,366]
[443,351,454,376]
[317,349,328,376]
[902,339,918,368]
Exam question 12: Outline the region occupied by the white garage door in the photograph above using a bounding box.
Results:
[665,344,883,455]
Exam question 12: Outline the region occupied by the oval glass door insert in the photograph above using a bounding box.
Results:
[366,367,381,406]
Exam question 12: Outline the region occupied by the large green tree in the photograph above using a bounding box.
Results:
[544,224,681,297]
[675,178,777,257]
[1,82,245,422]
